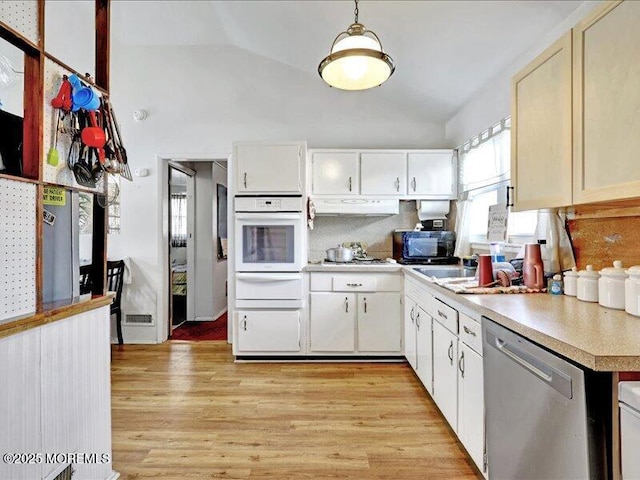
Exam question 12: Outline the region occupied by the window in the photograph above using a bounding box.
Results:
[170,193,187,247]
[456,118,537,255]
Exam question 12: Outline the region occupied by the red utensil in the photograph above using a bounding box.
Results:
[81,110,106,164]
[51,77,73,112]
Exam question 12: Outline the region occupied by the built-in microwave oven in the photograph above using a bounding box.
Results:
[392,230,458,265]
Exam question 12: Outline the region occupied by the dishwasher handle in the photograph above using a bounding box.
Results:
[487,330,573,399]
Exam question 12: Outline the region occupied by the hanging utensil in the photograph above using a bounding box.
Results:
[73,143,96,188]
[47,109,61,166]
[104,98,132,181]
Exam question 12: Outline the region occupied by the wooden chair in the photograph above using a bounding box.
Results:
[107,260,126,345]
[79,264,92,295]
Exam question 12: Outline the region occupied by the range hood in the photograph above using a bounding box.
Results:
[313,197,399,216]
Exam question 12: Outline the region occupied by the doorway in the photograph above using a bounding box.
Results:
[168,162,195,333]
[165,159,229,341]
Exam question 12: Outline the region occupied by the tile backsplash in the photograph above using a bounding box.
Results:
[309,200,423,262]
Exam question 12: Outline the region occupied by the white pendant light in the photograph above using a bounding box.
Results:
[318,0,395,91]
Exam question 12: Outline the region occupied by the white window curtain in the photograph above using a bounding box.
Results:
[454,119,511,258]
[170,193,187,247]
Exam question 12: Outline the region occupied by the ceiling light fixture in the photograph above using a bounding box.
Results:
[318,0,395,91]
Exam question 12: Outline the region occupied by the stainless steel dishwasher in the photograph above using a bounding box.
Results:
[483,318,607,480]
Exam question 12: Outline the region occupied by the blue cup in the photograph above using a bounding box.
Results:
[72,86,100,111]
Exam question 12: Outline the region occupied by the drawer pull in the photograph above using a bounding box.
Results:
[437,310,448,320]
[242,315,247,331]
[346,283,363,287]
[463,325,477,337]
[364,297,367,313]
[416,311,421,329]
[458,350,465,377]
[345,297,349,313]
[410,305,415,323]
[448,340,454,364]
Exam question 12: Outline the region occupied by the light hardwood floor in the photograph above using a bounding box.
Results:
[111,342,481,480]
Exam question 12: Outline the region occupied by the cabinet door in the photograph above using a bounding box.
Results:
[415,307,433,394]
[407,152,455,198]
[457,344,485,474]
[433,320,458,430]
[312,152,359,195]
[357,293,402,352]
[236,144,302,193]
[573,1,640,204]
[511,32,572,211]
[236,310,301,352]
[309,293,356,352]
[360,152,406,195]
[403,296,417,370]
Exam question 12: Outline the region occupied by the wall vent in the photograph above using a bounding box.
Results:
[125,314,153,325]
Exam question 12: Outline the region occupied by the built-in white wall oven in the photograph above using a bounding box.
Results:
[234,196,305,273]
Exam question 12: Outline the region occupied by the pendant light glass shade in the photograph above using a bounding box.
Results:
[318,2,394,91]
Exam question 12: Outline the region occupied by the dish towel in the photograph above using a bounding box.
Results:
[307,197,316,230]
[122,256,133,284]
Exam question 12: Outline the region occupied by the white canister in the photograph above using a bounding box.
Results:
[625,266,640,317]
[598,260,627,310]
[563,267,579,297]
[577,265,600,302]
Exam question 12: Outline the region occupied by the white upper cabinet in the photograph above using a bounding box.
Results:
[511,32,573,211]
[407,152,456,198]
[235,143,304,194]
[573,0,640,204]
[360,153,407,195]
[311,152,359,195]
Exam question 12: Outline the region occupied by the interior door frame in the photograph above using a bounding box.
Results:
[158,154,230,343]
[168,161,196,332]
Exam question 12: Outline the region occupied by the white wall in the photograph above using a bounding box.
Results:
[190,161,215,321]
[445,1,602,147]
[108,44,445,342]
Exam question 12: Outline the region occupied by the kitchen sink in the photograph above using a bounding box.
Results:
[413,266,476,279]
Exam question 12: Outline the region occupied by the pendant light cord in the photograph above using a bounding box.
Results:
[354,0,359,23]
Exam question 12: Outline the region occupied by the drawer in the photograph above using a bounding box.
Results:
[432,298,458,335]
[236,273,303,300]
[405,278,432,313]
[332,276,377,292]
[459,313,482,354]
[310,273,401,292]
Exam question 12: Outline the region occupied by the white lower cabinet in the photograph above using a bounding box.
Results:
[403,294,418,370]
[357,293,402,352]
[308,272,402,355]
[415,306,433,394]
[433,319,458,430]
[309,293,356,352]
[404,274,487,477]
[457,343,485,473]
[235,310,301,353]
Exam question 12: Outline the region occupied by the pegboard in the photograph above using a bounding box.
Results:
[0,1,39,46]
[43,58,102,193]
[0,178,36,321]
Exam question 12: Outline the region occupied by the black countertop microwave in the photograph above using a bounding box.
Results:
[392,230,458,265]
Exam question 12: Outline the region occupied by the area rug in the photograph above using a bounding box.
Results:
[171,313,227,341]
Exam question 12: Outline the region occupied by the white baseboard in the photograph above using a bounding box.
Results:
[214,308,228,320]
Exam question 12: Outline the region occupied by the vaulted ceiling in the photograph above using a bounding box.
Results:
[110,1,583,122]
